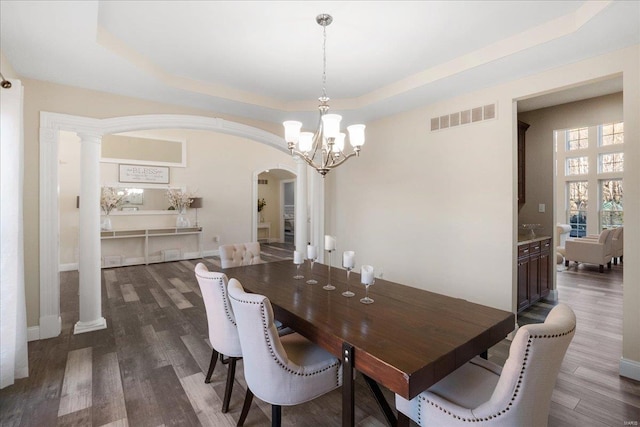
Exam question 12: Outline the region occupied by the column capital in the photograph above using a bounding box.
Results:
[77,131,104,144]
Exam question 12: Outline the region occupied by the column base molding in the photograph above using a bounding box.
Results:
[74,317,107,335]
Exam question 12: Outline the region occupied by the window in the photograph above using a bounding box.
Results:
[557,121,623,236]
[566,157,588,175]
[600,179,623,229]
[599,152,624,173]
[567,127,588,150]
[600,122,624,146]
[567,181,588,237]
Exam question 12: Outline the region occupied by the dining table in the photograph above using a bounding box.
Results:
[221,259,515,427]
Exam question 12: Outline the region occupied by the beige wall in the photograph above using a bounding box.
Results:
[328,45,639,366]
[21,78,284,327]
[58,128,295,267]
[518,93,623,236]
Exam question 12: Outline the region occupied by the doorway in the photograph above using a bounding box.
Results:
[257,169,296,245]
[283,180,295,244]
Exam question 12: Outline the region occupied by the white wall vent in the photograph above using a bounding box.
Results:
[430,103,497,131]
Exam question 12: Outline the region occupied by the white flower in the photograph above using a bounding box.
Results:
[101,187,125,215]
[166,188,195,211]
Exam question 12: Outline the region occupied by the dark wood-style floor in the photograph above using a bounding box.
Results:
[1,246,638,426]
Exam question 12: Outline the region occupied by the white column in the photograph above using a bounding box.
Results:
[309,170,325,262]
[39,127,62,339]
[74,132,106,334]
[295,157,308,253]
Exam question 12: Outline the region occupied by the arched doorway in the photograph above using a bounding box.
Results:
[39,113,299,338]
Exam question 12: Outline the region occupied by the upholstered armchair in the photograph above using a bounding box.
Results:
[612,227,623,265]
[395,304,576,427]
[219,242,263,268]
[564,228,614,272]
[228,278,342,427]
[556,224,572,264]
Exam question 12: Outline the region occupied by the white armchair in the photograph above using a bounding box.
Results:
[564,228,614,272]
[395,303,576,427]
[612,227,623,265]
[219,242,263,268]
[556,224,572,264]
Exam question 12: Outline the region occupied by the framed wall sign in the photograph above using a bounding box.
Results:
[119,164,170,184]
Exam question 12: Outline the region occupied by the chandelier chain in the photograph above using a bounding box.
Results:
[322,23,327,99]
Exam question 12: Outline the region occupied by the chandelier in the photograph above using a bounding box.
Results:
[283,14,365,177]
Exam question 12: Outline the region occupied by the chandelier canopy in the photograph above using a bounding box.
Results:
[283,14,365,177]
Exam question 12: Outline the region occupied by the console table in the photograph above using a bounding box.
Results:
[257,222,271,242]
[100,227,202,267]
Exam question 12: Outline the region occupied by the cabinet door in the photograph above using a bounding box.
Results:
[539,251,550,298]
[517,256,529,311]
[528,253,540,303]
[539,239,552,298]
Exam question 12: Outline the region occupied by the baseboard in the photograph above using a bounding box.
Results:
[39,315,61,339]
[203,249,219,257]
[60,263,78,272]
[620,357,640,381]
[27,326,40,342]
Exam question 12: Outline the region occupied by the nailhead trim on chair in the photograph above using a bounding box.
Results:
[416,326,576,424]
[196,272,236,326]
[231,295,341,386]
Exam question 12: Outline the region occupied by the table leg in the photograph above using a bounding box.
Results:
[397,412,411,427]
[342,342,355,427]
[362,374,397,427]
[480,350,488,360]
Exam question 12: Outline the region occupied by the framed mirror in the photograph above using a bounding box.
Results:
[101,184,185,214]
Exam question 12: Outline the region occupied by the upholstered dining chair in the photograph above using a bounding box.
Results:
[227,278,343,427]
[219,242,263,268]
[395,303,576,427]
[194,263,293,416]
[194,263,243,413]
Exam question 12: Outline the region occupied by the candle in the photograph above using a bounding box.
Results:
[343,251,355,268]
[361,265,374,285]
[307,245,317,260]
[293,251,304,265]
[325,235,336,251]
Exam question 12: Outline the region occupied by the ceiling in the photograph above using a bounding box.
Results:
[1,1,638,127]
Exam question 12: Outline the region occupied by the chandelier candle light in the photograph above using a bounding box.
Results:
[324,235,337,290]
[283,14,366,177]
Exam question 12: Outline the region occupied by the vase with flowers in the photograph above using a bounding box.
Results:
[100,187,125,230]
[167,188,195,228]
[257,198,266,222]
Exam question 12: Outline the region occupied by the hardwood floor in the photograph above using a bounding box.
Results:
[1,250,638,426]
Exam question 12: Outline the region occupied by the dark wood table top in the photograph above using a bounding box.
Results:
[222,260,515,400]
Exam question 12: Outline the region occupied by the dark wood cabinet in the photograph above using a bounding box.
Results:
[517,247,530,312]
[518,121,530,210]
[539,239,551,298]
[517,237,551,312]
